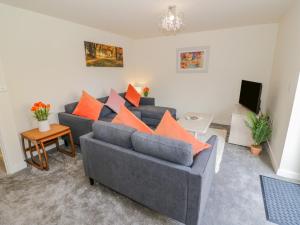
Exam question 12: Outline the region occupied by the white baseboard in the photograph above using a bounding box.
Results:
[7,161,26,174]
[266,141,300,181]
[265,141,280,172]
[277,168,300,181]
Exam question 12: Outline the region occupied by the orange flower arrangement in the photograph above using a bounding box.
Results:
[31,101,50,121]
[143,87,150,97]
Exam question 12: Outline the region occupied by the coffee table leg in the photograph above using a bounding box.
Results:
[21,137,28,162]
[55,138,60,151]
[40,142,49,170]
[68,132,76,157]
[58,132,76,157]
[28,142,44,170]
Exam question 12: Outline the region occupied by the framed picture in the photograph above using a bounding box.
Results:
[176,46,210,73]
[84,41,123,67]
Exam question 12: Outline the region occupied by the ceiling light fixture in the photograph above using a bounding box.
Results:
[160,5,183,33]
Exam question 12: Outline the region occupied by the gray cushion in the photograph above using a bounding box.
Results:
[97,97,113,118]
[100,111,141,122]
[119,92,133,107]
[129,105,176,120]
[103,112,117,119]
[64,102,78,114]
[93,121,136,149]
[97,96,108,103]
[99,105,113,118]
[131,132,193,166]
[100,117,113,122]
[141,117,161,127]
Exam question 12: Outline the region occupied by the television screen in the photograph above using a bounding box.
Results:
[239,80,262,114]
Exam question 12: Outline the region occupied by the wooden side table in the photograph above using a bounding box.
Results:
[20,124,76,170]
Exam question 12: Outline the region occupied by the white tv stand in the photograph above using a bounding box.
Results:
[228,104,253,147]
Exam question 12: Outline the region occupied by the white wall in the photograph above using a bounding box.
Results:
[0,3,134,172]
[130,24,278,124]
[267,1,300,179]
[0,4,134,131]
[0,57,26,174]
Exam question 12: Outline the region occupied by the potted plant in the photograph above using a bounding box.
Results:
[245,112,272,156]
[31,101,51,132]
[143,87,150,97]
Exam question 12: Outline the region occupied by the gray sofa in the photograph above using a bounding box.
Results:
[58,93,176,145]
[80,121,217,225]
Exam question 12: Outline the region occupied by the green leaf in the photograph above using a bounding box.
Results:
[245,112,272,146]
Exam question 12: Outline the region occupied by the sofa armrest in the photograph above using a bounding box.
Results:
[186,135,218,225]
[58,112,94,146]
[140,97,155,106]
[191,136,218,175]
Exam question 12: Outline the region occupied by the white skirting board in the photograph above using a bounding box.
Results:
[265,141,300,181]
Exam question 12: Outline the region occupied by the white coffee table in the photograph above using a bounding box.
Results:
[178,112,214,138]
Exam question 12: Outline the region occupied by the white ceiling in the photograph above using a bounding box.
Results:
[0,0,295,39]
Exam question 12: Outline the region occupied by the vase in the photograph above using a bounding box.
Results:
[250,145,262,156]
[38,120,50,132]
[143,92,149,97]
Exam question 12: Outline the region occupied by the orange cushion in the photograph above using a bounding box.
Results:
[125,84,141,107]
[155,111,211,155]
[72,91,103,121]
[112,105,153,134]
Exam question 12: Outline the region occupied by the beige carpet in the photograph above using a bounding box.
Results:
[0,143,275,225]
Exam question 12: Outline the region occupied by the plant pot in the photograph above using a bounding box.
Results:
[250,145,262,156]
[38,120,50,132]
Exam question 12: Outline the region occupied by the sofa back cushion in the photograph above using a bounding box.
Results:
[65,102,78,114]
[119,93,133,107]
[93,121,136,149]
[131,131,193,166]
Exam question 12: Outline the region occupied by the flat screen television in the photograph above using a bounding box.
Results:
[239,80,262,114]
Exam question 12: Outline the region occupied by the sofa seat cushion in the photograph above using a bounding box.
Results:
[93,121,136,149]
[129,105,176,120]
[131,131,193,166]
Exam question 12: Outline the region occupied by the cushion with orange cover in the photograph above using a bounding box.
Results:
[155,111,211,155]
[72,91,103,121]
[112,105,153,134]
[125,84,141,107]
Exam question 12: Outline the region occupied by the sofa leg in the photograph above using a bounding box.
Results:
[89,177,94,185]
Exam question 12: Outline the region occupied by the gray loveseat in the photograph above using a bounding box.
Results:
[58,93,176,145]
[80,121,217,225]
